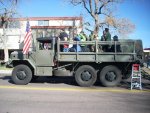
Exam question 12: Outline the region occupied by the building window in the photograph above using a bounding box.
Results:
[38,20,49,26]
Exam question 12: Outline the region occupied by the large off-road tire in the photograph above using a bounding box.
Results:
[75,65,97,87]
[12,64,32,85]
[99,65,122,87]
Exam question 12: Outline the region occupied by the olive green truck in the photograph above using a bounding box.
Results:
[6,36,143,87]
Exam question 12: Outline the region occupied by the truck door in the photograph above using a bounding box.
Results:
[36,39,54,66]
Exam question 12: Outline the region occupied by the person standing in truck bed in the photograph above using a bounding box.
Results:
[78,31,87,52]
[104,28,111,52]
[59,29,69,52]
[110,35,121,52]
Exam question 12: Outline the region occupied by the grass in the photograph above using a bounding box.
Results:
[0,60,12,70]
[0,66,12,70]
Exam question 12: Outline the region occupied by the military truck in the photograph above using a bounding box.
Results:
[6,36,143,87]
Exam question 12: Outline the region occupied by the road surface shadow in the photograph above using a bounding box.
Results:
[0,76,10,80]
[0,75,150,89]
[31,76,78,86]
[0,75,14,84]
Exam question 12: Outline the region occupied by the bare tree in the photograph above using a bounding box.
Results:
[0,0,18,62]
[105,16,135,35]
[68,0,135,37]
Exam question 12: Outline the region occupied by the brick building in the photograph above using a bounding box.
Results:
[0,16,82,61]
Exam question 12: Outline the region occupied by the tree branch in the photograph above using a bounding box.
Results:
[94,0,99,14]
[89,0,94,16]
[99,22,108,27]
[101,12,111,17]
[98,0,112,14]
[82,0,95,18]
[0,0,4,5]
[70,0,82,6]
[82,0,91,14]
[85,27,93,34]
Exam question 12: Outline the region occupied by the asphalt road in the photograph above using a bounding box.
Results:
[0,72,150,113]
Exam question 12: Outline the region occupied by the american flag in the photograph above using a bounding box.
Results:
[23,21,32,54]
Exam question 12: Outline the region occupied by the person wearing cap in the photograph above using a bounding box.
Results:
[72,36,81,52]
[59,29,69,52]
[104,28,111,52]
[105,28,111,41]
[59,29,68,41]
[110,35,121,52]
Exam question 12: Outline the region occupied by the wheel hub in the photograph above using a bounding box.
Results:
[16,71,26,80]
[106,72,116,82]
[81,71,92,81]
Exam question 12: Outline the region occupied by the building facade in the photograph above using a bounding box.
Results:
[0,17,82,60]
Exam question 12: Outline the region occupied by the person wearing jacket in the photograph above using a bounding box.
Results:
[79,31,87,52]
[104,28,111,52]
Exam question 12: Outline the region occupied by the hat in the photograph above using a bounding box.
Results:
[113,35,118,41]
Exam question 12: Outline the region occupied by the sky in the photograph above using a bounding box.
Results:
[16,0,150,48]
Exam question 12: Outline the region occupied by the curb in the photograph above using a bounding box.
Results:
[0,70,12,74]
